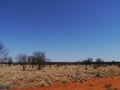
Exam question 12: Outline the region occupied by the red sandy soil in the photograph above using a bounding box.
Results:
[14,76,120,90]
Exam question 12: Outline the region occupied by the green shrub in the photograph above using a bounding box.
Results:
[93,64,99,69]
[112,88,118,90]
[104,83,112,89]
[104,83,118,90]
[118,64,120,67]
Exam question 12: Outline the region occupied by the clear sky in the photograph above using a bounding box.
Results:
[0,0,120,61]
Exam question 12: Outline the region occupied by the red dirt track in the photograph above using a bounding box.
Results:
[15,76,120,90]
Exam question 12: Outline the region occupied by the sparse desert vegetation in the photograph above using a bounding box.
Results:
[0,64,120,90]
[1,42,120,90]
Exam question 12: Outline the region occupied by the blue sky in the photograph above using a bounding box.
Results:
[0,0,120,61]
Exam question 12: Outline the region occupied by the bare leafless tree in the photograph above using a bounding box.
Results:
[96,58,104,67]
[0,42,8,62]
[16,54,27,71]
[28,56,35,68]
[33,51,46,70]
[7,56,13,67]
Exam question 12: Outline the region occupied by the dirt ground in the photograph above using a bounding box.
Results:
[14,75,120,90]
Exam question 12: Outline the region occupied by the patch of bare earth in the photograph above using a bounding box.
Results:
[14,75,120,90]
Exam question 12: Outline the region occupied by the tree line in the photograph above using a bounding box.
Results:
[1,42,120,71]
[0,42,48,71]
